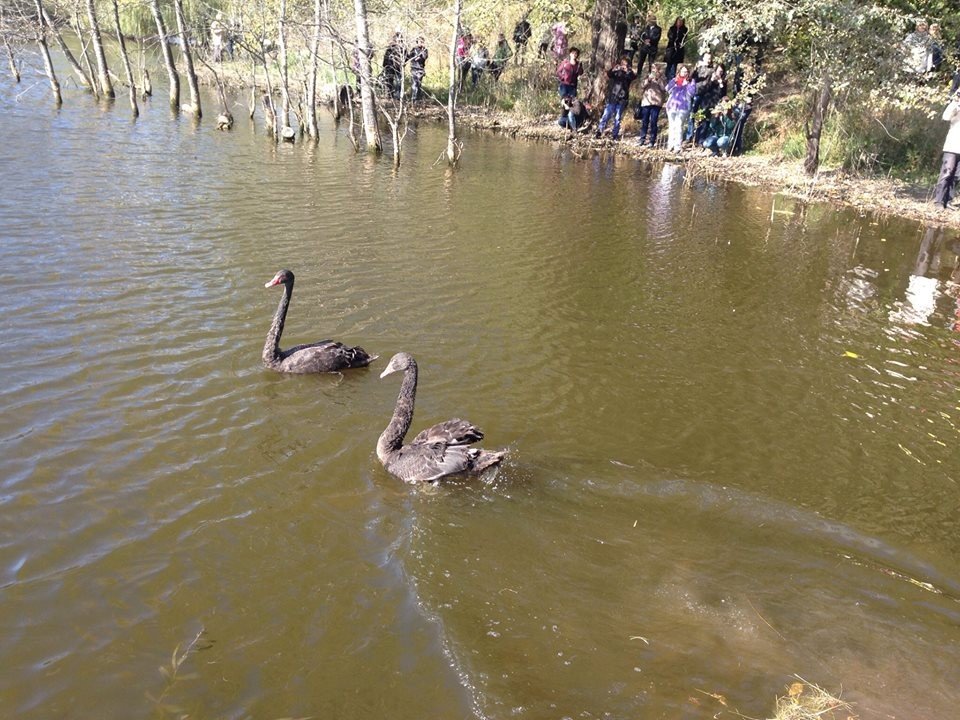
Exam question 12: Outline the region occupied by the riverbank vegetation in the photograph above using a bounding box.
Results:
[3,0,960,225]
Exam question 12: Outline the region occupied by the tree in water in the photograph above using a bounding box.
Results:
[446,0,462,165]
[172,0,200,118]
[85,0,114,99]
[150,0,180,112]
[1,5,22,82]
[110,0,138,117]
[32,0,61,105]
[352,0,381,152]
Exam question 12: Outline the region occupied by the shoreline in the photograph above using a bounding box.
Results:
[402,104,960,231]
[191,59,958,231]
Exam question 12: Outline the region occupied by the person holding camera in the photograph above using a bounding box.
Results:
[933,92,960,209]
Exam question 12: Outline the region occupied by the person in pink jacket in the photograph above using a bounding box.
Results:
[933,93,960,209]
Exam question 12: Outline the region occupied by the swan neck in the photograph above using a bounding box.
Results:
[263,280,292,365]
[378,363,417,459]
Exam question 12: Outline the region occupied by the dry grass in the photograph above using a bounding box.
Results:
[770,678,857,720]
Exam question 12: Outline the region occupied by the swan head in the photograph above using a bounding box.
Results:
[380,352,416,379]
[265,269,294,288]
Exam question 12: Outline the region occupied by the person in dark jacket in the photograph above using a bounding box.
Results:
[664,17,688,81]
[636,15,662,73]
[513,14,532,65]
[692,64,726,143]
[406,36,428,101]
[382,32,404,99]
[594,56,637,140]
[558,95,593,134]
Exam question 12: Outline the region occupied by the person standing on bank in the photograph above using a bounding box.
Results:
[407,36,428,102]
[933,92,960,209]
[635,65,666,147]
[636,15,662,74]
[513,14,532,65]
[664,17,688,81]
[556,47,584,98]
[665,64,696,153]
[595,56,637,141]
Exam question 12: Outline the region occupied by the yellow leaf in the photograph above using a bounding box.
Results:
[843,351,860,358]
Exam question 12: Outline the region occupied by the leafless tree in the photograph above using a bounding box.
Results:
[1,5,22,82]
[150,0,179,111]
[172,0,200,117]
[33,0,61,104]
[110,0,138,116]
[84,0,114,98]
[352,0,381,152]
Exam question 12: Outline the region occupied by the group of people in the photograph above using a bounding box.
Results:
[455,32,514,89]
[363,33,431,101]
[553,15,751,158]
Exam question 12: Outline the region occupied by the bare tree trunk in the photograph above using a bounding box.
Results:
[587,0,625,106]
[1,6,21,82]
[804,75,832,176]
[85,0,114,98]
[41,7,92,89]
[111,0,138,117]
[353,0,381,152]
[305,0,320,138]
[150,0,179,111]
[72,6,100,97]
[172,0,200,118]
[277,0,290,133]
[445,0,461,165]
[33,0,61,105]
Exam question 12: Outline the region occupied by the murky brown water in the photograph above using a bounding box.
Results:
[2,66,960,720]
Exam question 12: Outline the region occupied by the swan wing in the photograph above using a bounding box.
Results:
[280,341,376,373]
[387,443,477,484]
[411,418,484,447]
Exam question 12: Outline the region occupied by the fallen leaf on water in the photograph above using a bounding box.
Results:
[843,351,860,358]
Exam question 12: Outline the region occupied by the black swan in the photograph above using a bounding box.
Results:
[377,352,506,484]
[263,269,377,373]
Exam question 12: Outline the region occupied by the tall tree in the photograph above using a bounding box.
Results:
[111,0,139,116]
[150,0,179,111]
[587,0,626,105]
[306,0,321,138]
[85,0,114,98]
[277,0,291,134]
[1,5,21,82]
[446,0,461,165]
[33,0,61,105]
[353,0,381,152]
[172,0,200,117]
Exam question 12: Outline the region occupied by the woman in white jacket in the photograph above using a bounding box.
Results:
[933,95,960,208]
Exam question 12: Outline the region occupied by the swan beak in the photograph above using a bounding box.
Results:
[264,278,280,288]
[379,366,395,379]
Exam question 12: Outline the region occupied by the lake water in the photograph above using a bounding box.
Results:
[2,65,960,720]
